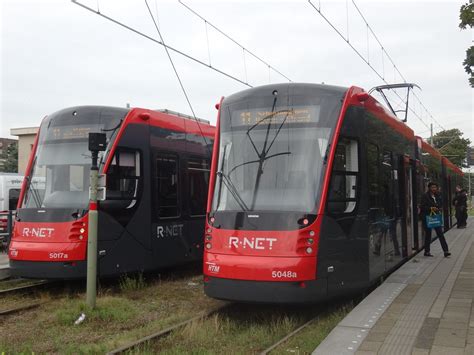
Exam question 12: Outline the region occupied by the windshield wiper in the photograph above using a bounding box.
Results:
[246,109,292,158]
[24,158,43,208]
[227,151,291,177]
[216,171,249,211]
[245,93,292,209]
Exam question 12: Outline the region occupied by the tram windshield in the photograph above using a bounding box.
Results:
[212,87,344,213]
[22,107,129,210]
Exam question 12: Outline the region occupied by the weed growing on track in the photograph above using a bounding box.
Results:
[119,273,146,292]
[271,303,354,354]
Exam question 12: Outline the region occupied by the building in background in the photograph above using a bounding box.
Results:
[0,138,18,172]
[10,127,38,175]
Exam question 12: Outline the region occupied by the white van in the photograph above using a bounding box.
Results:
[0,173,24,235]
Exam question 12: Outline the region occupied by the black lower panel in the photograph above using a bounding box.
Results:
[10,260,87,279]
[204,277,328,304]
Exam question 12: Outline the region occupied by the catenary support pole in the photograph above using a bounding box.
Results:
[430,123,433,146]
[86,150,99,309]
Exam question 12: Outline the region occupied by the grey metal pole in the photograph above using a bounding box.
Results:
[430,123,433,146]
[86,151,99,309]
[469,167,472,209]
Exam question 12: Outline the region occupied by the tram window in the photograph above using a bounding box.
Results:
[70,165,86,191]
[367,143,380,212]
[106,150,140,206]
[327,138,359,214]
[156,155,179,218]
[188,158,210,217]
[380,151,394,218]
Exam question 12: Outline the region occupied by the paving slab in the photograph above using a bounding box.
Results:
[313,219,473,355]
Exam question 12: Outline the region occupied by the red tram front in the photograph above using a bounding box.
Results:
[203,83,460,303]
[9,106,214,279]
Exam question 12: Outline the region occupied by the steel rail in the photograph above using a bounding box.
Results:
[0,302,45,316]
[259,316,318,355]
[0,280,51,297]
[107,303,230,354]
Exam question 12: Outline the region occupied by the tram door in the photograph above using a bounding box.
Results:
[401,157,415,257]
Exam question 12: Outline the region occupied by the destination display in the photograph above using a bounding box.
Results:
[234,105,320,126]
[45,124,104,141]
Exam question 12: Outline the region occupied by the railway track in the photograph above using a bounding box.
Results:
[259,316,319,355]
[0,262,201,299]
[107,304,230,355]
[0,301,45,316]
[0,279,52,297]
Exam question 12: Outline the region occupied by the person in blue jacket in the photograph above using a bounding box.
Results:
[420,182,451,257]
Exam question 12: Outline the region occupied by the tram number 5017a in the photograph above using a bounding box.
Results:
[49,252,69,259]
[272,270,297,279]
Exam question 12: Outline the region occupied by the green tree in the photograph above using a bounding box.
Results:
[0,143,18,173]
[432,129,471,167]
[459,2,474,87]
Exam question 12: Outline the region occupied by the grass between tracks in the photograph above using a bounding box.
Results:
[142,300,353,354]
[0,272,222,353]
[0,272,353,354]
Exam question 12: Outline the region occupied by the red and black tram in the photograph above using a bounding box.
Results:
[203,83,462,303]
[9,106,214,279]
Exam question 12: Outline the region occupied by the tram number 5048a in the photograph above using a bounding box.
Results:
[272,270,297,279]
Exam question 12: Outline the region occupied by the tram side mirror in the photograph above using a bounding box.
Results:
[89,133,107,152]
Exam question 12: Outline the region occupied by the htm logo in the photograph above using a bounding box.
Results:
[206,262,220,273]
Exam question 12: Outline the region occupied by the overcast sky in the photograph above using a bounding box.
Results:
[1,0,472,144]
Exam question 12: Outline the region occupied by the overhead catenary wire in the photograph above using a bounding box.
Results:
[351,0,446,132]
[144,0,212,155]
[309,0,442,133]
[71,0,251,88]
[178,0,292,83]
[307,0,432,131]
[351,0,406,82]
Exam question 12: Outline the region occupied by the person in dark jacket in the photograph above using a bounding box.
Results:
[453,185,467,228]
[420,182,451,257]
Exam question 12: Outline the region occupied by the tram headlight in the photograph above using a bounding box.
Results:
[309,230,315,237]
[205,235,212,241]
[80,228,85,234]
[306,247,313,254]
[206,228,212,233]
[205,242,212,250]
[307,238,314,245]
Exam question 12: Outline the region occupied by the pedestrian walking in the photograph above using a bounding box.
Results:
[421,182,451,257]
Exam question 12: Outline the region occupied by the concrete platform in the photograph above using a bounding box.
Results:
[314,219,473,355]
[0,252,10,279]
